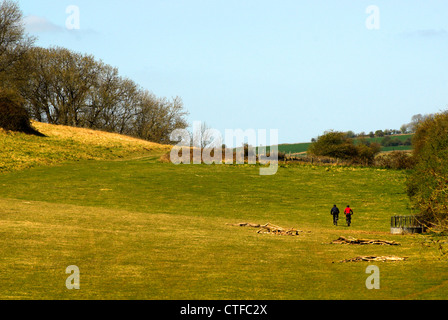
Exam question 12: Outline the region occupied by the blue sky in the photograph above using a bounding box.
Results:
[19,0,448,143]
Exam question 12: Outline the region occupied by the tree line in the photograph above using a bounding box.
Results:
[316,113,430,142]
[0,0,188,144]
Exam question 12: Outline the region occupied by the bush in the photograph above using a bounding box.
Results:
[308,131,356,159]
[403,137,412,146]
[354,142,382,165]
[381,136,404,147]
[375,151,415,170]
[0,90,42,135]
[406,111,448,230]
[375,130,384,137]
[266,151,286,161]
[308,131,381,165]
[381,136,391,146]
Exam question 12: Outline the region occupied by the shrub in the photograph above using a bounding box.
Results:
[375,151,415,170]
[403,137,412,146]
[375,130,384,137]
[381,136,404,147]
[0,90,42,135]
[308,131,381,165]
[308,131,356,160]
[406,111,448,230]
[381,136,391,146]
[354,142,381,165]
[265,151,286,161]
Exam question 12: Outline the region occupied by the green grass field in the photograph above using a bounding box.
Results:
[0,125,446,300]
[277,142,312,154]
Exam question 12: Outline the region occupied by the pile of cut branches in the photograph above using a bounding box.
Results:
[227,222,302,236]
[337,256,408,263]
[257,223,301,236]
[332,236,400,246]
[227,222,262,228]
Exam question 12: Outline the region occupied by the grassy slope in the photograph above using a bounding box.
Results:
[0,121,171,173]
[0,125,446,300]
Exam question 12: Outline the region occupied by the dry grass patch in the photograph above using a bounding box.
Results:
[0,121,172,173]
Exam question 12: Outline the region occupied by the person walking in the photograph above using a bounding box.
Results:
[330,205,340,226]
[344,205,354,227]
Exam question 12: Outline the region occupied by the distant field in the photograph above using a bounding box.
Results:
[275,134,414,155]
[251,143,311,155]
[277,142,311,154]
[355,134,413,145]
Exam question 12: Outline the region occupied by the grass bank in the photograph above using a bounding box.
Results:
[0,121,171,173]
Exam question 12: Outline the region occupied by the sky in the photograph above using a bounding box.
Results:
[19,0,448,144]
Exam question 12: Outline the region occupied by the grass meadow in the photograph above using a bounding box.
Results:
[0,124,446,300]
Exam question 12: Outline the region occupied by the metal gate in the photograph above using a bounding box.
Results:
[391,215,424,234]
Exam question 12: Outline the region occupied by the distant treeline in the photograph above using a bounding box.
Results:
[380,135,412,147]
[0,1,188,144]
[311,113,431,143]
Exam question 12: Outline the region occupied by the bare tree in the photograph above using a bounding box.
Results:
[133,91,188,144]
[0,0,34,87]
[21,47,100,126]
[192,121,216,149]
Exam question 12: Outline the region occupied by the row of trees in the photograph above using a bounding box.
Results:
[19,47,188,144]
[400,114,433,134]
[346,129,403,139]
[312,129,407,143]
[381,136,412,147]
[313,113,432,143]
[0,1,188,144]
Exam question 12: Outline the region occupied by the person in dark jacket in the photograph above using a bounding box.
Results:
[330,205,340,226]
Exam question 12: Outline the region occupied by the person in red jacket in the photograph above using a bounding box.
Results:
[344,205,354,227]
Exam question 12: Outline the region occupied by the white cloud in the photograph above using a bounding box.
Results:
[23,15,97,39]
[23,15,64,33]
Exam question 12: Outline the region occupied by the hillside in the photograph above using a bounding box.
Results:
[0,122,172,173]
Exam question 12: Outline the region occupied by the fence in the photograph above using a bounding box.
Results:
[391,215,424,234]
